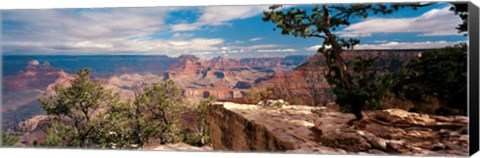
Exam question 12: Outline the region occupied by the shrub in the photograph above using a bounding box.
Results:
[394,43,467,115]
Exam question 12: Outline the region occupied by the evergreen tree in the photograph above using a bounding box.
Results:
[1,132,20,147]
[262,4,420,119]
[179,96,216,147]
[39,69,120,147]
[102,80,184,148]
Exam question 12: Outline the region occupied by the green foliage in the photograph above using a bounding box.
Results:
[394,43,467,115]
[450,3,468,34]
[39,68,120,148]
[329,57,395,117]
[181,96,216,147]
[1,132,20,147]
[133,80,183,145]
[38,69,210,149]
[102,80,184,148]
[41,118,74,147]
[290,98,303,105]
[246,87,272,104]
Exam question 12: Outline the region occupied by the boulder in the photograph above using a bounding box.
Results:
[320,128,371,152]
[374,108,436,126]
[207,102,339,153]
[257,99,289,107]
[151,143,212,151]
[356,130,387,151]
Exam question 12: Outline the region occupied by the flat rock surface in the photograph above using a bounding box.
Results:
[208,102,469,156]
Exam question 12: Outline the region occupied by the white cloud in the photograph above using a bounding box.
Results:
[171,6,268,31]
[339,6,463,37]
[171,23,202,32]
[305,45,331,51]
[171,33,194,39]
[245,44,280,50]
[249,37,263,41]
[257,48,296,53]
[233,40,245,44]
[373,40,389,43]
[2,6,276,55]
[354,41,466,50]
[1,8,236,55]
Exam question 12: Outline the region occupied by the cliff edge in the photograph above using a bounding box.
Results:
[207,101,468,156]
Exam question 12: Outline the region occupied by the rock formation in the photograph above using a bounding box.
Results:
[161,55,309,103]
[207,101,468,156]
[2,62,72,130]
[146,143,212,151]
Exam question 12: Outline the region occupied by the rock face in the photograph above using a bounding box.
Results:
[161,55,310,103]
[207,102,347,153]
[207,101,468,156]
[257,54,333,106]
[2,62,73,130]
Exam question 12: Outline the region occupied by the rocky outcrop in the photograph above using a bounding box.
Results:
[256,54,333,106]
[207,102,347,153]
[2,62,73,130]
[146,143,212,151]
[207,101,468,156]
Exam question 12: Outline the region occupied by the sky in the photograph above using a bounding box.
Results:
[0,2,468,58]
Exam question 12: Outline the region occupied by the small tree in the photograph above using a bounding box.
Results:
[103,80,184,148]
[262,4,420,119]
[247,87,272,105]
[334,57,395,116]
[39,69,120,147]
[181,96,216,147]
[134,80,183,145]
[1,132,20,147]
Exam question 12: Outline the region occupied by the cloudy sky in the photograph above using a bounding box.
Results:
[1,2,468,58]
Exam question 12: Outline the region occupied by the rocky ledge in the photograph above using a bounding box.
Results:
[207,101,468,156]
[145,143,212,151]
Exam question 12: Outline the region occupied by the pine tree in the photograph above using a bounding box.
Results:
[262,4,420,119]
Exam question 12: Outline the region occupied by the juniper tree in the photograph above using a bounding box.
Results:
[180,96,216,147]
[102,80,184,148]
[40,69,120,147]
[262,4,427,120]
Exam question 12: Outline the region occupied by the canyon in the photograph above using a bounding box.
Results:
[2,50,422,131]
[3,50,430,152]
[1,54,309,130]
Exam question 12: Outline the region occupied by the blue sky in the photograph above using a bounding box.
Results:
[1,2,468,58]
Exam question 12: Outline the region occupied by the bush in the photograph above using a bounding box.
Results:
[180,96,216,147]
[1,132,20,147]
[246,87,272,104]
